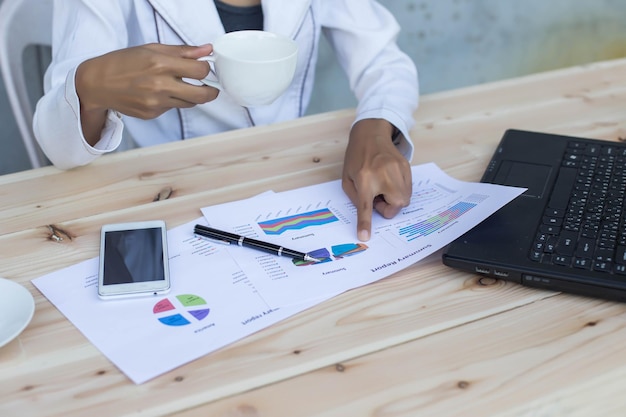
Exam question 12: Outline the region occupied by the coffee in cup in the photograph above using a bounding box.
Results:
[198,30,298,107]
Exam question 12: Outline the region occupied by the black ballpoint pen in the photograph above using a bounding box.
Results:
[194,224,322,263]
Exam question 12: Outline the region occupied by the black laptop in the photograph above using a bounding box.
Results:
[442,129,626,302]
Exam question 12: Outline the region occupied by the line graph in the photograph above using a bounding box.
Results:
[258,208,339,235]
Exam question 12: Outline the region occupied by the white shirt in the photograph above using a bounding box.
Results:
[34,0,419,170]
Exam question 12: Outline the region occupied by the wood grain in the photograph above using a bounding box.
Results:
[177,295,626,417]
[1,58,625,417]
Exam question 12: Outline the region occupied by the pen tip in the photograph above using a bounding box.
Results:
[305,254,323,263]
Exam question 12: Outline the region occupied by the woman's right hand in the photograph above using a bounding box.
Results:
[75,43,218,146]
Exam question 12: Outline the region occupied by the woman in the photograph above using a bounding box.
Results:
[34,0,419,241]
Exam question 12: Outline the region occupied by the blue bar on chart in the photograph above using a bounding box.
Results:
[399,201,477,241]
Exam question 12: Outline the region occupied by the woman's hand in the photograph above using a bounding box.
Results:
[342,119,412,241]
[75,43,219,146]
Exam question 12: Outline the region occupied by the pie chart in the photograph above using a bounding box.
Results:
[153,294,210,326]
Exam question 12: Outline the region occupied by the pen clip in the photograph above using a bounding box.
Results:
[194,233,231,246]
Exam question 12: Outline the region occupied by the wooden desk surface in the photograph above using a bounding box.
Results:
[1,58,626,417]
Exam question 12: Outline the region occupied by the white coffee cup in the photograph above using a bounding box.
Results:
[199,30,298,107]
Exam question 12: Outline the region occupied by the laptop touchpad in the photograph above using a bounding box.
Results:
[493,161,551,198]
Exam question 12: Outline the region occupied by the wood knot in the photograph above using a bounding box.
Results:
[457,380,470,389]
[174,376,184,382]
[585,321,598,327]
[293,349,302,355]
[234,405,260,417]
[312,156,321,163]
[96,370,106,376]
[47,224,73,242]
[477,277,498,286]
[335,363,345,372]
[153,186,173,202]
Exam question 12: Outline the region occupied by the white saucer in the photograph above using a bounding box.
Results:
[0,277,35,348]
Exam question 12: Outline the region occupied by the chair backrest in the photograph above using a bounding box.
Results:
[0,0,53,168]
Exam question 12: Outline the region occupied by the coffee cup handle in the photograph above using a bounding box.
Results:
[197,55,222,90]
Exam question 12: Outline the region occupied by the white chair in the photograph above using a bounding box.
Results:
[0,0,53,168]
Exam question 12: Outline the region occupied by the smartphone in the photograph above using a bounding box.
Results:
[98,220,171,300]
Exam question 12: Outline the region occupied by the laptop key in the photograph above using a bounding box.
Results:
[574,237,595,257]
[584,145,601,156]
[555,230,578,256]
[573,257,592,269]
[529,249,543,262]
[543,216,563,227]
[539,224,560,234]
[545,236,558,253]
[593,260,613,272]
[553,255,572,266]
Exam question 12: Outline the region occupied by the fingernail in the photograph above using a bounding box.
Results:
[358,229,370,242]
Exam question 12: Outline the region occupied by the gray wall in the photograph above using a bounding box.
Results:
[308,0,626,113]
[2,0,625,174]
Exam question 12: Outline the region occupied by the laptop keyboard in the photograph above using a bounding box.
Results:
[529,140,626,275]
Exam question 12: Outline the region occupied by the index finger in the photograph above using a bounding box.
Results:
[344,179,376,242]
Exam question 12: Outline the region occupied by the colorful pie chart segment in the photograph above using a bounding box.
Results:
[292,247,331,266]
[332,243,368,258]
[153,294,210,326]
[292,243,368,266]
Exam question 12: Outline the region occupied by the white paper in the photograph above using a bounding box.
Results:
[201,163,526,307]
[32,218,327,384]
[32,163,524,384]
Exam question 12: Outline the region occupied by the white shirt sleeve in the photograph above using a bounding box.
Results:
[33,65,124,170]
[319,0,419,161]
[33,0,127,170]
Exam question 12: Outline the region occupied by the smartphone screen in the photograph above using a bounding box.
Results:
[102,228,165,285]
[98,221,170,299]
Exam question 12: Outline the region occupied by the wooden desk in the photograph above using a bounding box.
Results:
[2,58,626,417]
